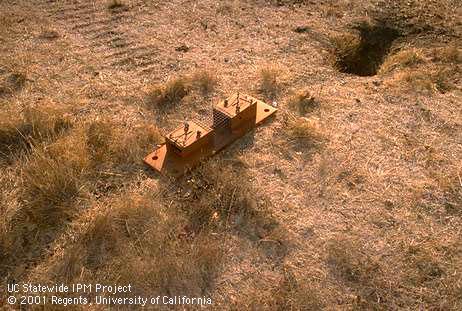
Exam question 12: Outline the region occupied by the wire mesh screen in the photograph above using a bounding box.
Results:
[199,108,231,130]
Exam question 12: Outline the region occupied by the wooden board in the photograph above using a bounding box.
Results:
[144,94,277,177]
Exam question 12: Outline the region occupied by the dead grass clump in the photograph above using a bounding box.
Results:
[259,65,283,99]
[86,119,163,166]
[0,72,26,97]
[39,29,59,40]
[0,105,72,160]
[239,266,324,310]
[22,106,72,138]
[405,245,444,285]
[217,2,235,15]
[327,233,462,309]
[327,237,392,308]
[390,67,457,94]
[39,191,223,297]
[114,232,222,297]
[286,117,324,147]
[180,161,255,232]
[145,233,222,296]
[379,48,426,74]
[396,69,435,92]
[437,175,462,217]
[287,89,317,115]
[85,120,113,164]
[112,123,163,165]
[332,21,399,76]
[111,193,220,295]
[331,31,360,55]
[171,159,277,241]
[148,77,190,108]
[433,45,461,63]
[270,0,307,6]
[19,135,88,228]
[398,238,461,308]
[272,267,324,310]
[327,238,378,283]
[322,2,345,19]
[107,0,126,10]
[46,194,159,282]
[83,120,163,195]
[190,70,218,95]
[80,213,119,271]
[331,32,362,70]
[433,68,458,93]
[415,173,462,219]
[53,246,84,283]
[0,132,88,279]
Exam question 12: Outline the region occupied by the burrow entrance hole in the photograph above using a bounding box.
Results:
[332,22,400,76]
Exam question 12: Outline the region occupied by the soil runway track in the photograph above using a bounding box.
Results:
[37,0,162,75]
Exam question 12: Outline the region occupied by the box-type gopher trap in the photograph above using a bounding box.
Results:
[144,93,277,176]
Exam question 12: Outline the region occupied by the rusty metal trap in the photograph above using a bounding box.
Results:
[144,93,277,177]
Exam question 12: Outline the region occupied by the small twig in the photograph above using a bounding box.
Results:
[226,187,237,225]
[137,106,145,118]
[317,84,324,99]
[100,171,124,177]
[124,220,131,237]
[258,239,282,245]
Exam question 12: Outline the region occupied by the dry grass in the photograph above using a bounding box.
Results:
[432,68,459,93]
[331,32,361,67]
[327,237,380,285]
[112,123,163,165]
[392,69,435,92]
[389,67,457,94]
[1,117,164,281]
[0,104,72,161]
[1,0,461,309]
[273,268,324,310]
[169,159,277,239]
[434,45,461,63]
[325,235,461,309]
[415,170,462,219]
[326,238,386,310]
[379,48,426,74]
[286,117,323,146]
[30,190,223,298]
[85,119,162,166]
[39,29,59,40]
[19,133,89,228]
[107,0,125,10]
[81,119,163,196]
[216,2,235,15]
[85,120,113,163]
[287,89,317,115]
[148,76,190,108]
[322,2,346,19]
[190,69,218,95]
[379,44,460,93]
[0,72,26,97]
[258,65,283,99]
[238,266,324,310]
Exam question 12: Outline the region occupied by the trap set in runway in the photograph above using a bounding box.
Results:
[144,93,277,177]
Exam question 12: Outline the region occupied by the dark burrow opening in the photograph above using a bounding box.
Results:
[332,22,400,76]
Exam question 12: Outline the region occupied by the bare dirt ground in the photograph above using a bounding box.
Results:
[1,0,461,310]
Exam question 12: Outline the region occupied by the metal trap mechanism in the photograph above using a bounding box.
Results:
[144,93,277,176]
